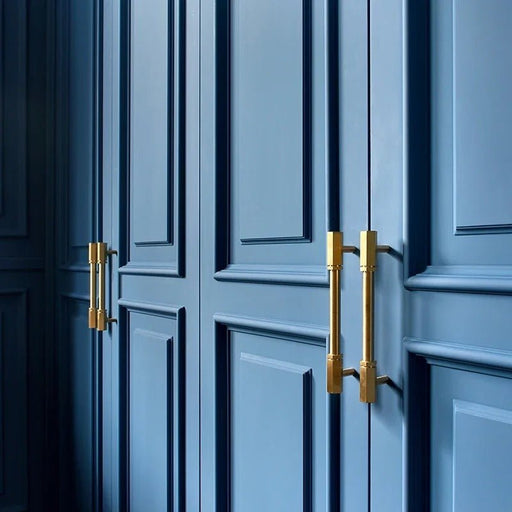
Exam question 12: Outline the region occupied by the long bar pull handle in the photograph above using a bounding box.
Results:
[96,242,118,331]
[88,243,98,328]
[327,232,357,394]
[359,231,390,403]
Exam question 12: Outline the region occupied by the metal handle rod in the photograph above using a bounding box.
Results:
[88,243,98,329]
[360,230,390,403]
[362,270,374,362]
[327,232,356,394]
[97,242,107,331]
[96,243,118,331]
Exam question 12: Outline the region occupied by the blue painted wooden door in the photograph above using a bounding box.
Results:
[101,0,200,510]
[358,0,512,510]
[401,1,512,510]
[199,1,355,510]
[54,1,103,509]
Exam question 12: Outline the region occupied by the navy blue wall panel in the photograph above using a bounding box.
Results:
[0,0,51,510]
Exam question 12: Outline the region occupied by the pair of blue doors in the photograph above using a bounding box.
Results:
[55,0,512,511]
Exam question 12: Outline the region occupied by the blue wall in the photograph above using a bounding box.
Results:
[0,0,54,510]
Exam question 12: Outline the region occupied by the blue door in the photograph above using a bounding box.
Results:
[100,0,200,510]
[199,1,361,509]
[54,1,103,509]
[402,1,512,510]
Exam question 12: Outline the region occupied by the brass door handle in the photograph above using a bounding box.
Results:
[96,242,118,331]
[326,232,357,394]
[359,231,390,403]
[88,243,98,328]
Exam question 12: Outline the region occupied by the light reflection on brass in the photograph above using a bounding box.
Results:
[326,232,357,394]
[359,231,390,403]
[88,243,98,329]
[96,243,117,331]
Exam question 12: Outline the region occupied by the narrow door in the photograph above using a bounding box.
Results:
[101,0,200,510]
[403,1,512,510]
[55,1,103,509]
[199,1,368,510]
[361,1,512,510]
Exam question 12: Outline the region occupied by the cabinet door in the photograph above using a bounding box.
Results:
[199,1,368,509]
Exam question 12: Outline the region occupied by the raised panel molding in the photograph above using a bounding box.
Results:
[403,336,512,511]
[453,400,512,510]
[123,0,185,276]
[233,352,312,510]
[213,314,326,511]
[233,0,311,244]
[406,265,512,295]
[118,300,185,511]
[214,314,327,347]
[214,0,319,286]
[405,1,512,293]
[404,337,512,378]
[214,263,328,287]
[129,328,174,511]
[130,0,174,246]
[453,0,512,234]
[0,0,28,238]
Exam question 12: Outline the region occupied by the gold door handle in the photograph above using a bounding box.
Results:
[359,231,390,403]
[88,243,98,328]
[96,242,118,331]
[326,232,357,394]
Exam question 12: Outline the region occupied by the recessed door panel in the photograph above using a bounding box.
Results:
[232,0,306,243]
[430,0,512,270]
[219,323,325,512]
[124,0,184,275]
[126,307,182,512]
[214,0,327,286]
[431,366,512,512]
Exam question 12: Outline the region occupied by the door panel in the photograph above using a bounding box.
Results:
[213,0,325,287]
[431,366,512,511]
[125,0,183,274]
[217,318,326,512]
[124,304,183,511]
